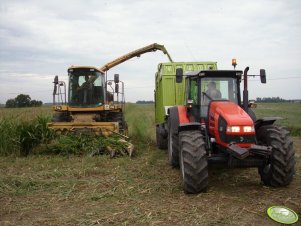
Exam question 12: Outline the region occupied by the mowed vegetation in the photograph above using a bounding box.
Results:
[0,103,300,225]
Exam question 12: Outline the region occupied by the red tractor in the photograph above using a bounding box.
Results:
[168,66,295,193]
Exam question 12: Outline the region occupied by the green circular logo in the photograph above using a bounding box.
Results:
[267,206,299,224]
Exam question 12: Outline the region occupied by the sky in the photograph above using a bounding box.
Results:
[0,0,301,104]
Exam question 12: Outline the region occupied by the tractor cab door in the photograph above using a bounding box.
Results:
[185,77,200,122]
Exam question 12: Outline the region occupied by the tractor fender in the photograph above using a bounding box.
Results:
[255,117,283,130]
[179,122,201,132]
[168,106,200,133]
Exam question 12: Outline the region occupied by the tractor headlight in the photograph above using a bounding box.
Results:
[226,126,254,133]
[227,126,240,133]
[243,126,255,133]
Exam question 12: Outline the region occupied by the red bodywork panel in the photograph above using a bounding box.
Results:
[209,101,255,148]
[176,102,255,148]
[177,106,190,123]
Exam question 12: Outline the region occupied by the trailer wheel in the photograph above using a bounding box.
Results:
[156,125,167,150]
[179,130,208,193]
[167,118,179,167]
[257,125,295,187]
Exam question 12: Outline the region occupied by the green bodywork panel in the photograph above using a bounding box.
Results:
[155,62,218,124]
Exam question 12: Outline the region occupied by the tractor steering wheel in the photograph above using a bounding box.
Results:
[202,92,213,100]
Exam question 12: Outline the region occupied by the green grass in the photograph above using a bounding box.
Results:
[254,102,301,136]
[0,102,300,157]
[125,103,156,143]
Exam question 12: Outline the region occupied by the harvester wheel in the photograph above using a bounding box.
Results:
[52,112,68,122]
[179,130,208,193]
[156,125,167,150]
[167,118,179,167]
[107,112,127,134]
[257,125,295,187]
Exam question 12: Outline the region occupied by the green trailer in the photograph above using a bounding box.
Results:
[155,62,217,149]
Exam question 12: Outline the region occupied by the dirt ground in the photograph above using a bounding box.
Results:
[0,138,300,226]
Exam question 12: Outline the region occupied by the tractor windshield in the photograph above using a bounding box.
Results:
[200,77,238,117]
[68,68,105,107]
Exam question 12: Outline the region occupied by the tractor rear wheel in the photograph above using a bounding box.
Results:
[257,125,295,187]
[167,118,179,167]
[179,130,208,193]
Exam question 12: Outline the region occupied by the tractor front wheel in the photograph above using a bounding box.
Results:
[167,118,179,167]
[179,130,208,193]
[257,125,295,187]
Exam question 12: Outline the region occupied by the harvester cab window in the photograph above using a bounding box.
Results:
[68,70,104,107]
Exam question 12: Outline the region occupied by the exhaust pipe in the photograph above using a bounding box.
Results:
[243,67,249,111]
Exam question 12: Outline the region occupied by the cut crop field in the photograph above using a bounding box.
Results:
[0,103,300,225]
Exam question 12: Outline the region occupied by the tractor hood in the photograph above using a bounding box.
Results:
[209,101,253,126]
[208,101,256,147]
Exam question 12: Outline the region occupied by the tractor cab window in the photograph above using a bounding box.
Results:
[68,69,105,107]
[200,77,238,117]
[188,78,198,104]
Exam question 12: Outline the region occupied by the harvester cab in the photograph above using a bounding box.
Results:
[48,66,126,137]
[166,63,295,194]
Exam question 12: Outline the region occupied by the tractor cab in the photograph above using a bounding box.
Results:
[183,70,243,122]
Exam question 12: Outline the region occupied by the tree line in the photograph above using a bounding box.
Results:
[6,94,43,108]
[136,100,154,104]
[255,97,291,103]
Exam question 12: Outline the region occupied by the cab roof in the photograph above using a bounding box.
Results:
[185,70,243,78]
[68,65,105,74]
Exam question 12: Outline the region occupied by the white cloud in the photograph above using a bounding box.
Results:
[0,0,300,104]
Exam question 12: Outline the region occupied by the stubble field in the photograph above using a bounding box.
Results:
[0,103,300,225]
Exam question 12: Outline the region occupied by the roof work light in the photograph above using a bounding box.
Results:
[232,58,237,69]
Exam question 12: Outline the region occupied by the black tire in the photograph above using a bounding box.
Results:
[52,112,68,122]
[107,112,127,134]
[179,130,208,193]
[156,125,167,150]
[248,108,257,122]
[167,118,179,167]
[257,125,295,187]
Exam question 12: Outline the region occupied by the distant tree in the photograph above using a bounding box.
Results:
[15,94,31,107]
[5,94,43,108]
[256,97,288,103]
[5,99,16,108]
[136,100,154,104]
[30,100,43,107]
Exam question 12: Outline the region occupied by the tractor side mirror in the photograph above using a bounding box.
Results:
[248,100,257,108]
[115,83,119,93]
[114,74,119,83]
[260,69,266,83]
[54,75,59,84]
[176,68,183,83]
